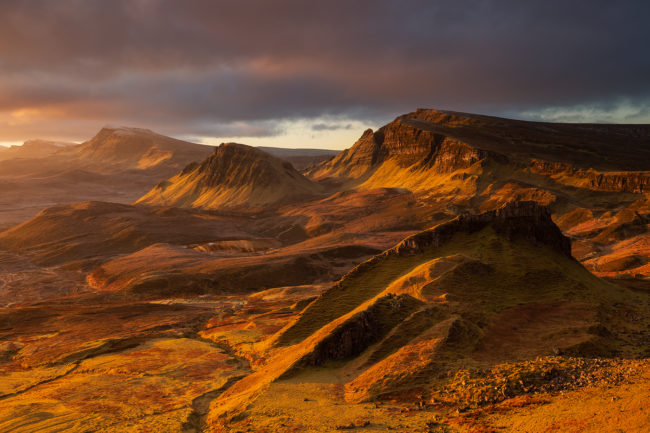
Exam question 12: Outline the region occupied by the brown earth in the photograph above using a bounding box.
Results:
[0,109,648,432]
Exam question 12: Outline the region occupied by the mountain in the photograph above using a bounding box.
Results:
[136,142,324,209]
[304,109,650,279]
[206,202,648,429]
[57,126,213,173]
[0,127,215,227]
[0,139,75,161]
[308,109,650,182]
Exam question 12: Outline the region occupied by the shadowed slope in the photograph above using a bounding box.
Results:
[0,201,249,269]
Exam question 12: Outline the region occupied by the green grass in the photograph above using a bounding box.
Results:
[276,225,630,347]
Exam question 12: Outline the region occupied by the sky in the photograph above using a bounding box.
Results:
[0,0,649,149]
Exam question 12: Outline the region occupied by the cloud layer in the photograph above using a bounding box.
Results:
[0,0,648,144]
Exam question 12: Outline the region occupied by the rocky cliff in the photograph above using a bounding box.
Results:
[306,109,650,192]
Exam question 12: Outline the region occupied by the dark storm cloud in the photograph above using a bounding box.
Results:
[312,123,354,132]
[0,0,648,141]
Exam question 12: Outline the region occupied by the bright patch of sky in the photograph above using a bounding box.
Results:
[188,117,381,150]
[518,100,650,124]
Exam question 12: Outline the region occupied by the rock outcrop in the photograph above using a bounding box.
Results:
[530,159,650,193]
[283,294,423,372]
[274,201,574,347]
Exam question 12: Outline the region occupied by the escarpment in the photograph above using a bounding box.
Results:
[306,109,650,199]
[395,201,572,257]
[530,159,650,193]
[306,114,504,182]
[274,201,573,346]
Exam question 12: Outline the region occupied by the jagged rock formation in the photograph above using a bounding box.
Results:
[136,142,323,209]
[530,160,649,193]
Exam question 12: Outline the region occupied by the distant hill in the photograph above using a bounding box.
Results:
[57,126,213,173]
[136,143,324,209]
[0,127,215,226]
[0,139,75,161]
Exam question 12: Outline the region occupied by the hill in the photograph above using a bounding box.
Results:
[0,139,75,161]
[308,109,650,182]
[205,202,649,430]
[0,201,249,270]
[136,142,323,209]
[0,127,215,227]
[304,109,650,280]
[58,126,213,173]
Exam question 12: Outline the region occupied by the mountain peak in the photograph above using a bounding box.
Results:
[137,142,322,209]
[62,126,212,172]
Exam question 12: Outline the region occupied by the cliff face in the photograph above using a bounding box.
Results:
[137,143,322,209]
[306,109,650,195]
[340,201,572,290]
[396,201,572,257]
[306,115,499,181]
[530,160,649,193]
[588,172,649,194]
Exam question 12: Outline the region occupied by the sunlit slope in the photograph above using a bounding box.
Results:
[273,201,614,347]
[137,142,323,209]
[307,109,650,182]
[305,108,650,279]
[60,126,213,172]
[208,202,645,423]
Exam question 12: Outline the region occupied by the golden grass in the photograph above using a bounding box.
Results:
[0,338,245,433]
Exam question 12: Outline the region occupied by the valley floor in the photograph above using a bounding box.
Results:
[1,288,648,433]
[216,363,649,433]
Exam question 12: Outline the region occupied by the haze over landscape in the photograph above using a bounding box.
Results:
[0,1,649,432]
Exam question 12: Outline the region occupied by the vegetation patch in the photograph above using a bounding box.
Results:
[431,356,647,408]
